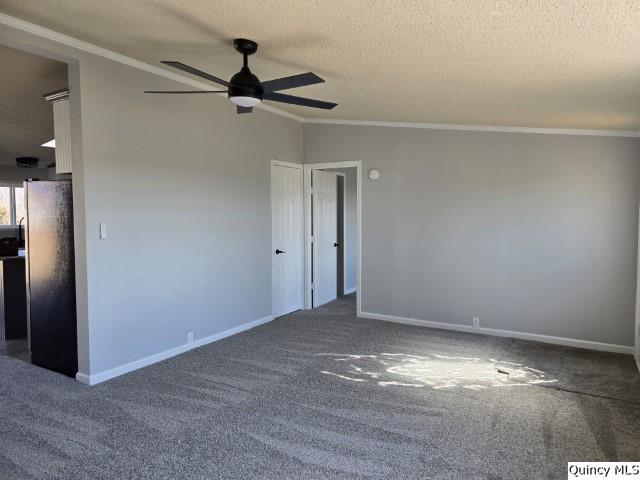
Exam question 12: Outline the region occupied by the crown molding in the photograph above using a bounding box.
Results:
[0,13,304,122]
[2,12,640,137]
[302,117,640,138]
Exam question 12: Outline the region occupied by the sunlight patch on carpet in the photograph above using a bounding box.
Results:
[316,353,557,390]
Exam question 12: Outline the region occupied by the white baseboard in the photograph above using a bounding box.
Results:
[359,311,634,355]
[344,287,357,295]
[75,372,91,385]
[75,314,274,386]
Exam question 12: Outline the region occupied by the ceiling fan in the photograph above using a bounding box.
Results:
[145,38,337,114]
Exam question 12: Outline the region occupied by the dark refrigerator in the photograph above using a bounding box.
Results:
[25,180,78,377]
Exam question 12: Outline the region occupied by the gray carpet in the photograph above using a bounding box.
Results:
[0,339,30,363]
[1,294,639,479]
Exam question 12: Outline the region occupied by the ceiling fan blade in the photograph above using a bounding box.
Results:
[261,72,324,92]
[161,61,229,87]
[237,106,253,114]
[262,91,337,110]
[144,90,228,94]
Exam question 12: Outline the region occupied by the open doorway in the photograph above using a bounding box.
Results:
[303,161,361,315]
[333,169,357,297]
[0,44,78,378]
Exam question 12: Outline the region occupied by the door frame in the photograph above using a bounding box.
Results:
[303,161,362,316]
[335,172,347,296]
[0,32,88,380]
[270,159,304,318]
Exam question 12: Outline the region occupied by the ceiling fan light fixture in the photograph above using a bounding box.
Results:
[148,38,337,114]
[229,96,262,108]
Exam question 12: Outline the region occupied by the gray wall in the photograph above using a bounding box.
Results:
[304,124,640,347]
[331,168,357,292]
[0,165,49,183]
[1,24,303,376]
[79,58,302,374]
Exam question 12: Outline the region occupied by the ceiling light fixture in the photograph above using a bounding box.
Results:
[229,95,261,108]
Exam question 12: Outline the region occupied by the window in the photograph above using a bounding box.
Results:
[0,185,26,226]
[14,187,25,225]
[0,187,10,225]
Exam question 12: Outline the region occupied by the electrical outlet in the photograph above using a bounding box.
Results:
[187,332,194,344]
[472,317,480,328]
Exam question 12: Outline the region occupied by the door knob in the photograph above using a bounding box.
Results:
[334,243,339,247]
[275,249,285,254]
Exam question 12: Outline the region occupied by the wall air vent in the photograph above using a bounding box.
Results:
[43,88,69,103]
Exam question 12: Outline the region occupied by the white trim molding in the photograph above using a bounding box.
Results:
[344,287,357,295]
[76,314,274,385]
[302,117,640,138]
[359,311,634,355]
[271,159,303,170]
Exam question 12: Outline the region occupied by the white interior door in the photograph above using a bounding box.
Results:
[313,170,338,307]
[272,163,303,318]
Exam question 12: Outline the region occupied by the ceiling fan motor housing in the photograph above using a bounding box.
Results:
[229,66,263,101]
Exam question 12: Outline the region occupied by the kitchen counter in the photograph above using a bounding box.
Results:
[0,256,27,341]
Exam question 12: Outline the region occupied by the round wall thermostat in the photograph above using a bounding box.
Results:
[368,169,380,180]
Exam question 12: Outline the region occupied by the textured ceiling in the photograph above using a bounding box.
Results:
[0,44,67,167]
[2,0,640,129]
